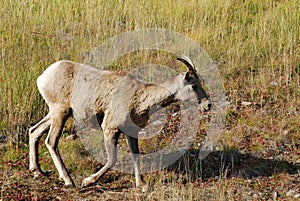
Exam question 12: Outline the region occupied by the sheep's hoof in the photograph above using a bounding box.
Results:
[60,177,75,188]
[33,172,43,178]
[30,168,45,178]
[81,177,93,188]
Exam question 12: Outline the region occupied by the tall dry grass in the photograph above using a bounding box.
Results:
[0,0,299,157]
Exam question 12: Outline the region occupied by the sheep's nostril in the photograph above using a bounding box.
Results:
[207,102,212,110]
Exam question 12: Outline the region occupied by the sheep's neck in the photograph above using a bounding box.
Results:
[132,84,176,116]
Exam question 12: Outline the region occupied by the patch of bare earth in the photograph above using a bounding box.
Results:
[1,141,299,200]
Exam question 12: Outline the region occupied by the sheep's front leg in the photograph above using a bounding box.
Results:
[81,128,120,187]
[29,113,51,175]
[126,135,147,191]
[45,111,74,187]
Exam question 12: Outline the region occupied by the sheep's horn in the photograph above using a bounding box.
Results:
[177,55,196,72]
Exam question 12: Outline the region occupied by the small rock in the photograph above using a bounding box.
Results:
[253,193,259,199]
[283,130,289,135]
[241,101,252,106]
[294,193,300,199]
[286,189,295,197]
[152,120,162,126]
[270,81,278,87]
[171,112,178,117]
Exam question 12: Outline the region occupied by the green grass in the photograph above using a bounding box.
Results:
[0,0,299,200]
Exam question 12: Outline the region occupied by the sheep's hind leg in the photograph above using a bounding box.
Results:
[45,110,74,187]
[29,113,51,176]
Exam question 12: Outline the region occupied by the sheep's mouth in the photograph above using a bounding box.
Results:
[201,105,211,112]
[199,99,212,112]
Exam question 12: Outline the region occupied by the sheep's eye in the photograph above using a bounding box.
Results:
[191,84,197,90]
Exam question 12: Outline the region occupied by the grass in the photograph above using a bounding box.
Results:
[0,0,299,200]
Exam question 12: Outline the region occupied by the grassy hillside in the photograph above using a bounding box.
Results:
[0,0,299,200]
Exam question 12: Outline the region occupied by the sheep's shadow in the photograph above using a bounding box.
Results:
[165,148,299,181]
[95,148,299,191]
[78,147,299,193]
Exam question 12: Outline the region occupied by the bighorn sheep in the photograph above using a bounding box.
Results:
[29,55,211,189]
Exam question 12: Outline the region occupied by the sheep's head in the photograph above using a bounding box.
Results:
[175,56,211,112]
